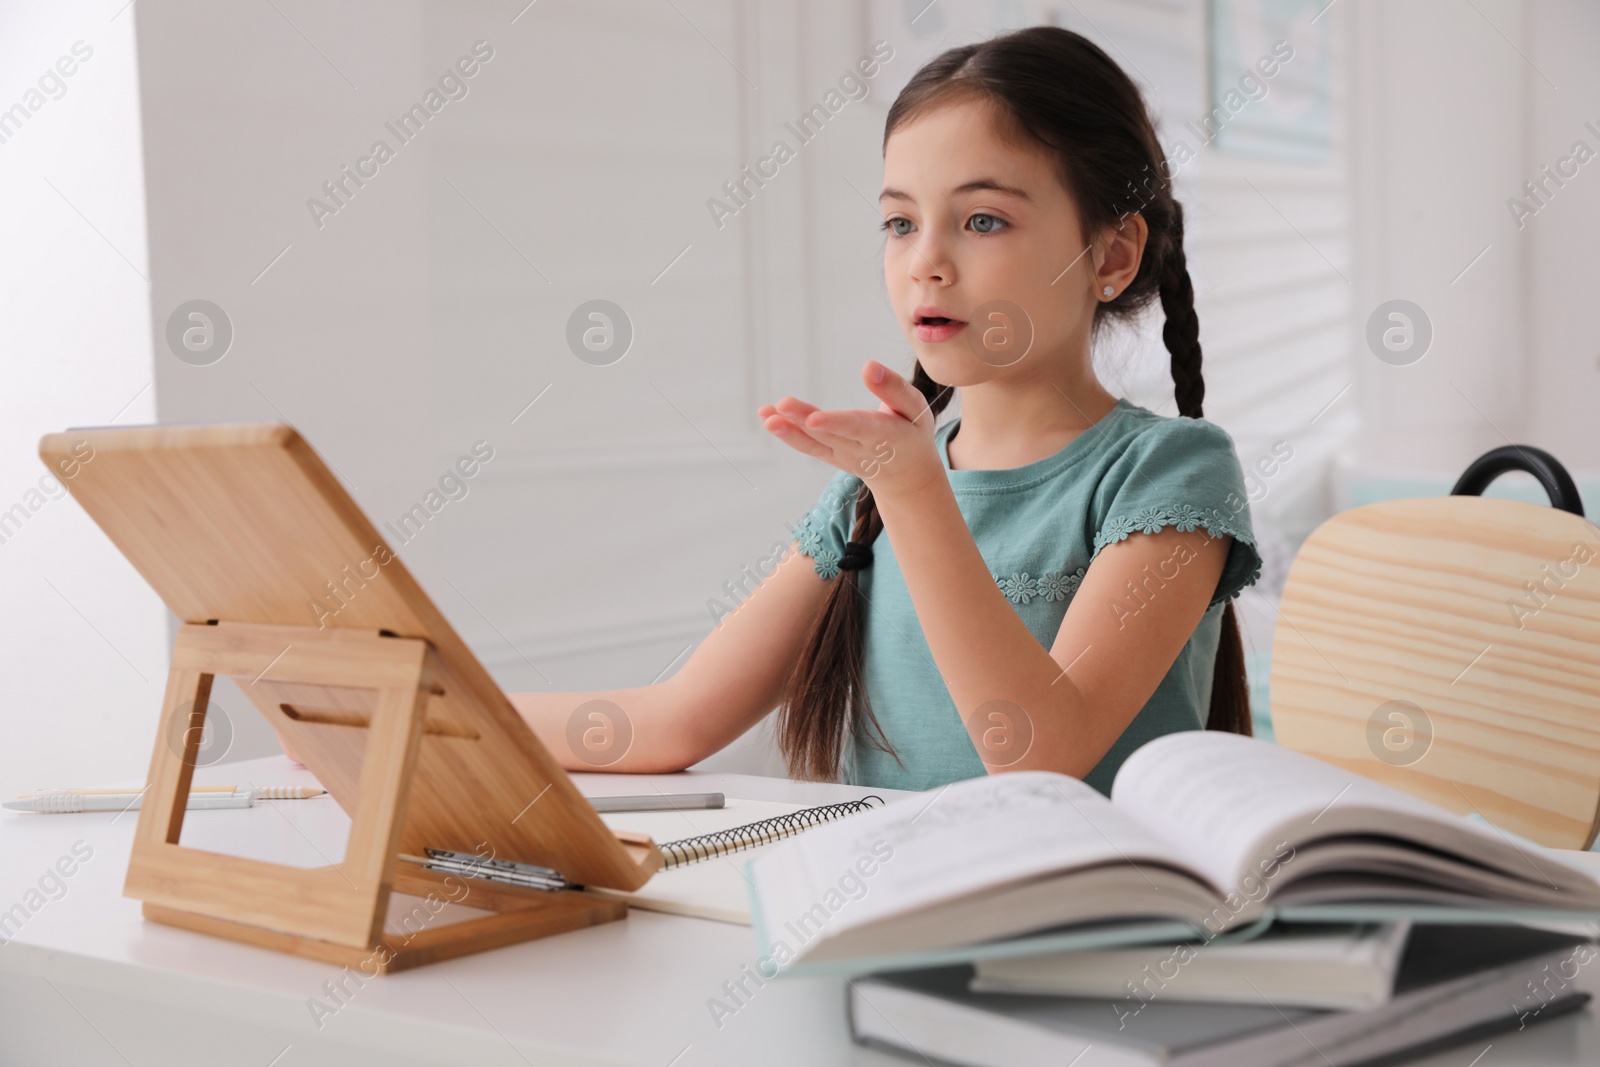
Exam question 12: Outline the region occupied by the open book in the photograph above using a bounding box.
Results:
[746,732,1600,973]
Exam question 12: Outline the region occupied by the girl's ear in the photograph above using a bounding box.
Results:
[1093,213,1148,296]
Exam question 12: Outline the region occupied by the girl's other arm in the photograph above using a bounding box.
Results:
[880,480,1228,777]
[506,543,830,773]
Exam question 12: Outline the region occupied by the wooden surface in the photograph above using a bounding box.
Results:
[1270,496,1600,849]
[39,423,661,892]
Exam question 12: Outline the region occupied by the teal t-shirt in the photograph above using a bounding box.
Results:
[791,397,1262,796]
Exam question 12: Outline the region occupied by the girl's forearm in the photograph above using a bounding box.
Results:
[874,483,1092,774]
[506,681,700,774]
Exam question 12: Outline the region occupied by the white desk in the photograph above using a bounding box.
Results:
[0,755,923,1066]
[3,758,1599,1067]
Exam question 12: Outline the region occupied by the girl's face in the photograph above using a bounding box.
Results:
[880,96,1121,386]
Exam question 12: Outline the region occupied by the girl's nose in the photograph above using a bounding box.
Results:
[906,236,954,286]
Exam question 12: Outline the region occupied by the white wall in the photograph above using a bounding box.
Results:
[0,1,162,798]
[1345,0,1600,506]
[1527,0,1600,479]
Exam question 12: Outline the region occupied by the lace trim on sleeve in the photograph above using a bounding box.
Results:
[793,511,843,580]
[1089,504,1263,603]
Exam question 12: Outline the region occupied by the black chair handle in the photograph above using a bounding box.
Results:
[1450,445,1586,517]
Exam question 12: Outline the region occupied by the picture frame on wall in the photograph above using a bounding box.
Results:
[1208,0,1333,161]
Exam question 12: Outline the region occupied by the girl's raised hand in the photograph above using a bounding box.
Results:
[758,360,943,500]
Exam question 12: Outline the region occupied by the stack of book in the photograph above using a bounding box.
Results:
[745,732,1600,1066]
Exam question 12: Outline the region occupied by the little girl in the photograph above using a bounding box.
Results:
[510,26,1261,795]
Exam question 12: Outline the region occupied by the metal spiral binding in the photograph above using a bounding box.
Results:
[657,795,885,869]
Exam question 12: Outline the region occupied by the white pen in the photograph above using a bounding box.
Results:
[589,791,725,813]
[3,789,256,814]
[32,785,324,800]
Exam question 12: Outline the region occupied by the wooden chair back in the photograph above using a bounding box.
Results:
[1270,495,1600,849]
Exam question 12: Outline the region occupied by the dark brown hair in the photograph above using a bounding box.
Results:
[776,26,1252,782]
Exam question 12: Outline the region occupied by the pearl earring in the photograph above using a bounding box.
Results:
[1102,286,1114,298]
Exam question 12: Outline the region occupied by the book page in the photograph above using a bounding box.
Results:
[1108,732,1328,891]
[747,770,1198,952]
[1109,731,1600,900]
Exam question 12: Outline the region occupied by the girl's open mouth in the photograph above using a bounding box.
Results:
[914,316,968,342]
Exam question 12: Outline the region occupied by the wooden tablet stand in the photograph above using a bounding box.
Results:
[41,423,664,974]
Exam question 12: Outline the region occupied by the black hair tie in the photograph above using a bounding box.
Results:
[838,540,874,571]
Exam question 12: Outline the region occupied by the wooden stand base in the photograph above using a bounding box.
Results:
[144,871,625,974]
[125,621,628,971]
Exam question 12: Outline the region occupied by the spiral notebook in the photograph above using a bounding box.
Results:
[587,795,883,925]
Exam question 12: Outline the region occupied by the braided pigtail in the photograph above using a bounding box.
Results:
[1156,204,1252,736]
[1158,205,1205,419]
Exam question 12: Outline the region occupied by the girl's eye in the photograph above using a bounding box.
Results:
[878,214,1007,237]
